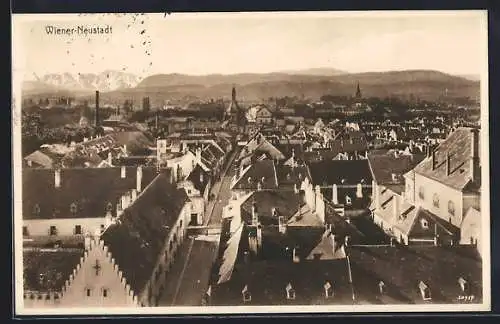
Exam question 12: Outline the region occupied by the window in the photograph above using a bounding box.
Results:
[420,218,429,229]
[70,203,78,214]
[448,201,455,216]
[187,189,192,194]
[49,226,57,236]
[92,260,102,276]
[432,193,440,208]
[418,187,425,200]
[106,202,113,212]
[74,225,82,235]
[102,288,108,298]
[22,226,29,236]
[86,288,92,297]
[33,204,40,216]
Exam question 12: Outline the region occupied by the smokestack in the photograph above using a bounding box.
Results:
[470,129,479,182]
[95,91,100,127]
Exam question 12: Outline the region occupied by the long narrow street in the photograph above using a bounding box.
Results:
[157,147,239,306]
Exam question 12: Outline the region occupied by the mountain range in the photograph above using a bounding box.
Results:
[21,69,480,103]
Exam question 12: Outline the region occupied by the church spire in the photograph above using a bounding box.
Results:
[355,82,362,98]
[232,85,236,102]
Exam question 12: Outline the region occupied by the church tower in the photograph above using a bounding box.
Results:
[355,82,362,99]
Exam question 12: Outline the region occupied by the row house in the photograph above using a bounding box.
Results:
[371,128,482,255]
[305,160,373,216]
[23,172,191,308]
[22,166,161,245]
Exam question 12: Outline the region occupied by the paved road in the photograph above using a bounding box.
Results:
[157,147,240,306]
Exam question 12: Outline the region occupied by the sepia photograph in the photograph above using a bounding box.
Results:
[11,11,490,315]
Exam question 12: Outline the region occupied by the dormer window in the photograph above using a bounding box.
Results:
[106,202,113,212]
[70,203,78,215]
[242,285,251,303]
[345,195,352,205]
[420,219,429,229]
[324,281,333,298]
[286,283,296,300]
[458,277,469,294]
[418,281,432,301]
[33,204,40,217]
[448,201,455,216]
[418,186,425,200]
[432,193,440,208]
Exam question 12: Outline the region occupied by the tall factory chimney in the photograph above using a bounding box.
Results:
[95,90,100,127]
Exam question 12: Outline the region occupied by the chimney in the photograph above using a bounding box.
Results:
[54,169,61,188]
[470,129,479,182]
[136,166,143,192]
[356,183,363,198]
[251,202,258,225]
[131,189,137,201]
[371,180,377,202]
[431,149,436,170]
[107,152,112,165]
[446,152,451,176]
[393,194,400,219]
[121,166,126,178]
[95,91,100,127]
[196,147,202,164]
[332,184,338,205]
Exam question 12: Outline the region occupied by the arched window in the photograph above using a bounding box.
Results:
[432,193,439,208]
[418,186,425,200]
[448,201,455,216]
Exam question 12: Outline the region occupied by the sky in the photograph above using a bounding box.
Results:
[12,11,487,80]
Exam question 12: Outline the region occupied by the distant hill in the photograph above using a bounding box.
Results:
[277,67,347,76]
[458,74,481,82]
[22,69,480,104]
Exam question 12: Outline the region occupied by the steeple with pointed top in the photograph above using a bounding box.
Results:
[355,82,362,98]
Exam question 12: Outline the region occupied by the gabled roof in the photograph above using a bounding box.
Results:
[232,160,278,191]
[23,248,85,293]
[348,245,482,303]
[368,153,421,185]
[100,172,189,294]
[307,160,373,186]
[186,164,211,193]
[306,230,346,260]
[240,190,302,225]
[22,167,161,220]
[413,127,480,191]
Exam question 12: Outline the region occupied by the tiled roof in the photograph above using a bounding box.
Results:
[276,165,309,189]
[240,190,302,225]
[100,172,189,294]
[307,160,373,186]
[23,248,85,292]
[368,153,421,185]
[348,245,482,304]
[413,127,480,191]
[213,259,353,305]
[22,167,161,220]
[110,131,154,154]
[232,160,278,190]
[24,150,55,168]
[186,164,211,193]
